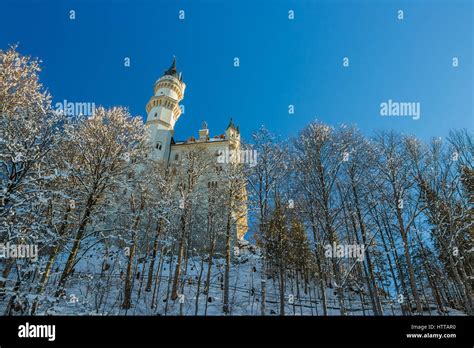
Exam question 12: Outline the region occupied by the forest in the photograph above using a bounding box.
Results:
[1,46,472,316]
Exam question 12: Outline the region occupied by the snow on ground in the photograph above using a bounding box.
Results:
[0,239,467,316]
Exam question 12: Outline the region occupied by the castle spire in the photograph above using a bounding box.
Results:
[226,117,235,130]
[163,56,179,79]
[147,57,186,162]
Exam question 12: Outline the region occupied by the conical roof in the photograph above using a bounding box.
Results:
[163,56,181,80]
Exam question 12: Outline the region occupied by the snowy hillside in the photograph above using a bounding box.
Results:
[0,239,465,316]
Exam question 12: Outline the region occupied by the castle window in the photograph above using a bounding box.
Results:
[154,112,157,117]
[156,142,162,150]
[175,154,179,161]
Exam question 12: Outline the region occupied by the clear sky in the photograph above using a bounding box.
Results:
[1,0,472,142]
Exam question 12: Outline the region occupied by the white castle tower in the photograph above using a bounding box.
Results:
[145,57,186,162]
[144,57,248,242]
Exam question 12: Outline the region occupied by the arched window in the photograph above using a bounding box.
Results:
[156,142,162,150]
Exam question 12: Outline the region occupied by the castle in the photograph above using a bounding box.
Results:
[144,58,248,245]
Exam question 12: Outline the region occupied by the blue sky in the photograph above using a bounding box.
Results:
[1,0,472,142]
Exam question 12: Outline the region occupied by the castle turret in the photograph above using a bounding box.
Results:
[198,121,209,142]
[225,118,240,148]
[146,57,186,162]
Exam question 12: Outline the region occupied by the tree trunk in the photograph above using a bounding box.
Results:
[223,207,232,315]
[351,181,383,315]
[55,194,95,297]
[31,206,70,314]
[171,211,186,301]
[146,219,162,292]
